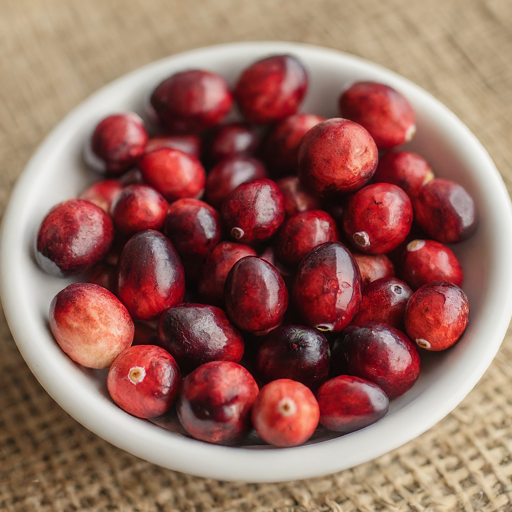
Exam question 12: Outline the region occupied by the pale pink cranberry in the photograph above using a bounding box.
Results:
[207,122,259,163]
[80,179,124,213]
[352,253,395,289]
[145,134,201,159]
[276,176,322,218]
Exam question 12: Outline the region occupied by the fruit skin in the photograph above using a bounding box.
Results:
[339,82,416,150]
[251,379,319,447]
[36,198,114,277]
[298,118,379,195]
[405,281,469,351]
[145,134,201,158]
[352,253,395,289]
[276,176,322,218]
[117,230,185,320]
[87,262,118,295]
[107,345,181,418]
[80,179,124,213]
[49,283,134,369]
[177,361,259,445]
[234,54,308,125]
[207,122,259,164]
[317,375,389,433]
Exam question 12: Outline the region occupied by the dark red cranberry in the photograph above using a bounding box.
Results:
[224,256,288,335]
[339,82,416,150]
[107,345,181,418]
[276,176,322,218]
[413,178,478,243]
[292,242,362,332]
[298,118,379,195]
[118,168,145,186]
[258,246,294,290]
[317,376,389,433]
[221,178,285,245]
[145,134,201,159]
[87,262,118,295]
[352,253,395,289]
[80,179,124,213]
[132,320,158,346]
[36,199,114,277]
[117,230,185,320]
[177,361,259,444]
[234,55,308,125]
[343,183,413,254]
[207,122,259,163]
[150,70,233,133]
[405,281,469,351]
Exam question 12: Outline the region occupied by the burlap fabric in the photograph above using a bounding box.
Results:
[2,0,512,510]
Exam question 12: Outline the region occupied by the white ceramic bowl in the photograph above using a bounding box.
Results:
[2,42,512,483]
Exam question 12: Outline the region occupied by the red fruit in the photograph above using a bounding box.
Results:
[251,379,319,447]
[207,122,259,163]
[258,246,294,290]
[339,82,416,150]
[36,199,114,277]
[405,281,469,351]
[132,321,158,346]
[145,134,201,159]
[234,54,308,125]
[352,253,395,289]
[80,179,124,213]
[276,176,322,218]
[49,283,134,369]
[298,118,379,195]
[107,345,181,418]
[87,262,118,295]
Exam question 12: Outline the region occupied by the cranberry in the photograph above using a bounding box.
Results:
[405,281,469,351]
[207,122,259,163]
[49,283,134,369]
[292,242,362,332]
[234,55,308,124]
[298,118,379,195]
[107,345,181,418]
[258,245,294,290]
[224,256,288,335]
[36,199,114,277]
[87,262,118,295]
[221,178,285,245]
[177,361,259,444]
[145,134,202,158]
[352,253,395,289]
[150,69,233,133]
[339,82,416,149]
[317,376,389,433]
[276,176,322,218]
[132,320,158,346]
[85,113,148,174]
[413,178,478,243]
[117,230,185,320]
[80,179,124,213]
[274,210,339,268]
[251,379,319,447]
[343,183,413,254]
[118,168,145,186]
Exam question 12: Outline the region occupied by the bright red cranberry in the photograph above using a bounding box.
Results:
[145,134,201,158]
[221,178,285,245]
[80,179,124,213]
[275,210,339,268]
[405,281,469,351]
[132,320,158,346]
[276,176,322,218]
[339,82,416,150]
[352,253,395,289]
[139,148,206,203]
[107,345,181,418]
[150,69,233,133]
[317,376,389,433]
[292,242,362,332]
[87,262,118,295]
[85,113,148,174]
[234,55,308,125]
[117,230,185,320]
[49,283,134,369]
[224,256,288,335]
[207,122,259,163]
[298,118,379,195]
[413,178,478,243]
[251,379,319,447]
[343,183,413,254]
[177,361,259,444]
[36,199,114,277]
[205,156,267,210]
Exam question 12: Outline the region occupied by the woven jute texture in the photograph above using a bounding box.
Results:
[2,0,512,510]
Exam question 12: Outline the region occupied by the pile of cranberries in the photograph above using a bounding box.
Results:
[36,54,477,448]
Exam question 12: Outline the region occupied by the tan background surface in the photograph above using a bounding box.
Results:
[2,0,512,510]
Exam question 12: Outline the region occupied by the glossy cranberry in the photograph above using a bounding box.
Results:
[207,122,259,163]
[292,242,362,332]
[205,156,267,210]
[107,345,181,418]
[139,148,206,203]
[405,281,469,351]
[224,256,288,335]
[251,379,319,447]
[87,262,118,295]
[221,178,285,245]
[132,320,158,346]
[317,376,389,433]
[234,55,308,124]
[343,183,413,254]
[49,283,134,369]
[352,253,395,289]
[276,176,322,218]
[36,199,114,277]
[80,179,124,213]
[413,178,478,243]
[275,210,339,268]
[339,82,416,150]
[117,230,185,320]
[177,361,259,444]
[258,246,294,290]
[150,69,233,133]
[85,113,148,174]
[145,134,201,158]
[298,118,379,195]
